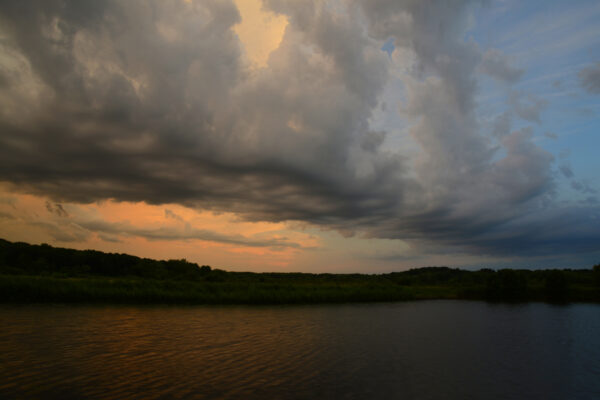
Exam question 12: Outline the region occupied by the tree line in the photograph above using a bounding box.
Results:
[1,238,599,303]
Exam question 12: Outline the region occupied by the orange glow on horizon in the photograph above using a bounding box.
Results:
[0,185,319,271]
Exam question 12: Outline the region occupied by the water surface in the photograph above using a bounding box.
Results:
[1,301,599,399]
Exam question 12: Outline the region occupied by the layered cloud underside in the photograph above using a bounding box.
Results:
[0,0,598,262]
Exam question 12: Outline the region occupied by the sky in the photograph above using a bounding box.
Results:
[0,0,599,273]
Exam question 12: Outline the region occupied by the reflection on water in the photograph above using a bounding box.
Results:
[1,301,599,399]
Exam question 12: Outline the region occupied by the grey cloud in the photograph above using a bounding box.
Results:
[465,207,600,258]
[0,210,15,220]
[45,201,68,217]
[509,92,548,123]
[30,221,90,243]
[347,1,580,260]
[571,180,597,195]
[576,107,595,117]
[552,80,563,90]
[491,112,512,138]
[98,233,122,243]
[360,131,387,152]
[0,196,17,207]
[557,159,597,195]
[479,48,524,83]
[544,131,558,139]
[0,0,598,264]
[582,196,598,205]
[578,62,600,94]
[164,209,184,223]
[0,0,402,229]
[559,164,574,179]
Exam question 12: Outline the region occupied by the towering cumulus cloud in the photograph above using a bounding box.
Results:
[0,0,598,264]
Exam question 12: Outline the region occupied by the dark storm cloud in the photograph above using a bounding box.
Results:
[461,206,600,258]
[0,0,404,226]
[0,0,599,264]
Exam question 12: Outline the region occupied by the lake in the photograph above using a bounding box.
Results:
[1,301,599,399]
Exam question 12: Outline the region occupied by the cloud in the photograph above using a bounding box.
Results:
[45,201,68,217]
[578,62,600,94]
[164,208,184,223]
[508,92,548,123]
[0,0,598,264]
[75,218,307,249]
[0,210,15,220]
[559,164,574,179]
[30,221,90,243]
[556,159,597,196]
[491,112,512,138]
[571,180,597,195]
[98,233,122,243]
[479,48,524,83]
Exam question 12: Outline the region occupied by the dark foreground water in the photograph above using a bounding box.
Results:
[1,301,599,400]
